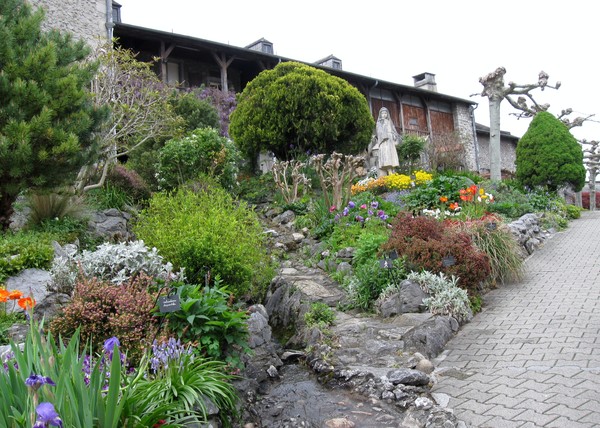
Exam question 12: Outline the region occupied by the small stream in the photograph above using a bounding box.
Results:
[251,364,402,427]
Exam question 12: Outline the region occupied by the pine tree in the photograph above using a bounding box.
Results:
[516,111,585,191]
[0,0,104,229]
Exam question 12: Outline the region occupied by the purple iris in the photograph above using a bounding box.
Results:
[371,201,379,209]
[355,215,364,223]
[103,337,125,364]
[103,337,120,353]
[33,402,63,427]
[348,201,356,209]
[342,207,349,216]
[25,374,56,391]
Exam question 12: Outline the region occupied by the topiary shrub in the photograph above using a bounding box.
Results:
[49,274,159,364]
[157,128,240,190]
[383,213,491,296]
[516,111,586,192]
[133,184,274,300]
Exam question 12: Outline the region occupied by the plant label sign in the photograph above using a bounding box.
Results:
[380,259,393,269]
[158,295,181,313]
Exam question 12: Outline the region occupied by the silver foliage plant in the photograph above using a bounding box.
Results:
[383,271,472,322]
[49,240,185,294]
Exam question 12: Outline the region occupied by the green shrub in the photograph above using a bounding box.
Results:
[165,279,249,368]
[565,204,581,219]
[384,213,491,296]
[304,302,336,328]
[157,128,240,191]
[134,185,274,300]
[233,172,277,205]
[0,232,54,282]
[49,275,159,364]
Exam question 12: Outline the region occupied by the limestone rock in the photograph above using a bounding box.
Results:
[386,368,430,386]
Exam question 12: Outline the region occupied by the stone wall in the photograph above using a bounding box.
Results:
[477,133,518,175]
[455,104,478,171]
[29,0,107,49]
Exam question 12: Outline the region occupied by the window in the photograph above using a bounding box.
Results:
[166,62,180,85]
[332,60,342,70]
[262,43,273,54]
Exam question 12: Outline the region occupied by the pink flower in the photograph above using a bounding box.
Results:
[329,206,336,213]
[360,204,367,209]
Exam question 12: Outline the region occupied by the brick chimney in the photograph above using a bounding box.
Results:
[413,72,437,92]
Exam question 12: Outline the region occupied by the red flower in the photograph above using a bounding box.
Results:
[18,297,35,310]
[0,289,9,303]
[8,290,23,300]
[153,420,167,428]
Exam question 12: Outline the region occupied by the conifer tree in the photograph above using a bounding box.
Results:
[516,111,585,191]
[0,0,103,229]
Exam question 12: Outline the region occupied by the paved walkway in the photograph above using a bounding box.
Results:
[431,211,600,428]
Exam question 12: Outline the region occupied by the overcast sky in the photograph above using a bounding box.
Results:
[117,0,599,142]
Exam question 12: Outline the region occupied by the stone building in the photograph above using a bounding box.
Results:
[29,0,520,174]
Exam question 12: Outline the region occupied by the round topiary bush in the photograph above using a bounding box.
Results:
[133,183,274,301]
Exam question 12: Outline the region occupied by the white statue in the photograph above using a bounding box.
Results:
[369,107,401,176]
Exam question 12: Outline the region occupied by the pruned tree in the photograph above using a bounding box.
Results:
[230,61,374,167]
[581,139,600,210]
[477,67,560,181]
[77,43,183,191]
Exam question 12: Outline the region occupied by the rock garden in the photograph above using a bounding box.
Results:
[0,4,586,426]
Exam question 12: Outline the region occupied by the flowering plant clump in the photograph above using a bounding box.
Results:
[457,184,495,219]
[332,199,390,225]
[351,170,433,195]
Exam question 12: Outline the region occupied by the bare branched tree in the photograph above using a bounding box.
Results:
[476,67,560,181]
[581,139,600,210]
[311,152,365,209]
[76,43,183,192]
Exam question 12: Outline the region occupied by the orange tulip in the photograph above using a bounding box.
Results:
[0,289,9,303]
[8,290,23,300]
[439,196,448,203]
[17,297,35,310]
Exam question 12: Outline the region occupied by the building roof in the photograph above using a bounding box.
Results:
[113,22,477,106]
[475,123,520,142]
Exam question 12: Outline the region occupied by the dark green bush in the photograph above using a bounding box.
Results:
[134,184,274,300]
[516,111,585,191]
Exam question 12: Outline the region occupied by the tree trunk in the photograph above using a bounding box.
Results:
[488,95,502,181]
[589,169,597,211]
[0,192,16,231]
